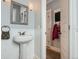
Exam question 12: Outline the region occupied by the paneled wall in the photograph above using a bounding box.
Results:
[1,0,35,59]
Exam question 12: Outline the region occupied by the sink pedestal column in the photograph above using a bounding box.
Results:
[19,44,23,59]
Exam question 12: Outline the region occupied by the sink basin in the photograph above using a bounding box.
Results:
[13,34,32,59]
[13,35,32,44]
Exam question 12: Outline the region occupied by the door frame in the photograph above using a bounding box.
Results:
[41,0,78,59]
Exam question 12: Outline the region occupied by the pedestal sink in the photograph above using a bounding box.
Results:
[13,35,32,59]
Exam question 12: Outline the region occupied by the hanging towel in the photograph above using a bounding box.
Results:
[52,24,61,40]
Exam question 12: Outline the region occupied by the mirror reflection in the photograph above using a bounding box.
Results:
[11,1,28,25]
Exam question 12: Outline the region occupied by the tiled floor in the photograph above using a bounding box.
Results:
[46,47,60,59]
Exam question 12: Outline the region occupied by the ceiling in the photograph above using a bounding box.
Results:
[46,0,56,4]
[46,0,54,4]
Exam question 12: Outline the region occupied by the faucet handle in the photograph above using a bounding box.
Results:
[18,32,25,35]
[22,32,25,35]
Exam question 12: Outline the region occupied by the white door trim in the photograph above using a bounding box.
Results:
[41,0,46,59]
[41,0,77,59]
[69,0,78,59]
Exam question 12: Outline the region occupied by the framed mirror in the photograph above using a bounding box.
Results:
[10,1,28,25]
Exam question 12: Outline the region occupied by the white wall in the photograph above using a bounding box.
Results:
[46,0,60,25]
[1,0,35,59]
[70,0,78,59]
[33,0,41,58]
[47,0,60,10]
[60,0,69,59]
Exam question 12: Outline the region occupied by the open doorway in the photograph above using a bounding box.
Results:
[41,0,77,59]
[46,0,61,59]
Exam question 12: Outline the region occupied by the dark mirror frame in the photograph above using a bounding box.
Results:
[10,1,28,25]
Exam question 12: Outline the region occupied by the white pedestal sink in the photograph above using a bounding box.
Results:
[13,35,32,59]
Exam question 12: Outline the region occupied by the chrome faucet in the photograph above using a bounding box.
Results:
[18,32,25,35]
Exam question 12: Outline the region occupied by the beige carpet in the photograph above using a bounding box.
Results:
[46,48,60,59]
